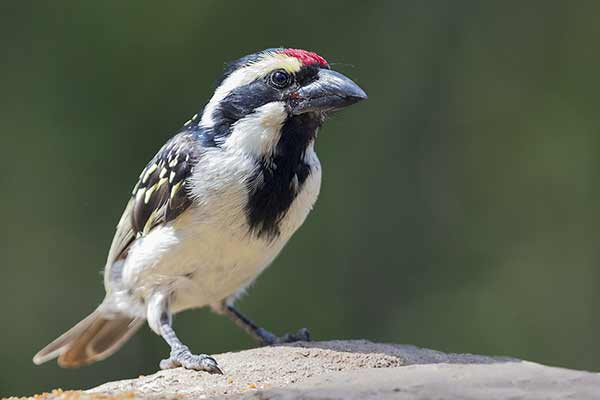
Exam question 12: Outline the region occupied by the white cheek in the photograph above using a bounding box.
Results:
[222,102,288,158]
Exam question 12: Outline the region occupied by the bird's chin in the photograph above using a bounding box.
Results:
[302,110,325,119]
[286,109,325,124]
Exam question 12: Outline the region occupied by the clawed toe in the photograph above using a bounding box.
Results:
[257,327,311,345]
[294,327,311,342]
[281,327,311,343]
[160,347,222,374]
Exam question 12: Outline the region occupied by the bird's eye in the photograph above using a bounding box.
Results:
[269,70,291,88]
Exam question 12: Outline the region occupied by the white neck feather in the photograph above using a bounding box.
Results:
[221,102,288,158]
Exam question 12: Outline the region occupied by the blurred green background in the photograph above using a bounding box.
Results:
[2,0,600,396]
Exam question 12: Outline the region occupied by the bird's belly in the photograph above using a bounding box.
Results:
[128,212,287,313]
[167,220,287,312]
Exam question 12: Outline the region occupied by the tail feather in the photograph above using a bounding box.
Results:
[33,309,143,367]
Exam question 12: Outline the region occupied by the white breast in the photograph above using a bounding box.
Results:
[118,144,321,315]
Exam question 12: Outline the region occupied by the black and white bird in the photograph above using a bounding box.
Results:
[33,48,367,373]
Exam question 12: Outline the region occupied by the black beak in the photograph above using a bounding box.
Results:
[291,69,367,115]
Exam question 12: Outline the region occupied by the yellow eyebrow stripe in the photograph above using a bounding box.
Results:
[265,54,304,74]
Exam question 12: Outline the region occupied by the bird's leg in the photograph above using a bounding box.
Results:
[218,303,310,345]
[150,293,222,374]
[158,323,222,373]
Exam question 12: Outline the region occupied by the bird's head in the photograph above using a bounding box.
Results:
[189,48,367,156]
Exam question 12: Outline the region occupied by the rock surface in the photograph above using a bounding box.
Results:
[19,340,600,399]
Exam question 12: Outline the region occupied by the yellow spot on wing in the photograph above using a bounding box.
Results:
[135,187,146,203]
[144,184,158,204]
[159,168,168,179]
[170,181,183,199]
[157,177,168,188]
[143,163,158,183]
[132,181,140,195]
[143,211,160,234]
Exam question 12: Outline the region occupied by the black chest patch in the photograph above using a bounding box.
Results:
[246,113,321,240]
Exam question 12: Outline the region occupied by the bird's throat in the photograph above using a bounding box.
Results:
[245,113,321,240]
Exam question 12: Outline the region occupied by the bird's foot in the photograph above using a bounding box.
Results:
[159,346,222,374]
[256,327,311,345]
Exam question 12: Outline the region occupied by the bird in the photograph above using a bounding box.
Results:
[33,48,367,374]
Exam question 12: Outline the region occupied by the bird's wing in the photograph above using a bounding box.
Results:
[104,133,200,286]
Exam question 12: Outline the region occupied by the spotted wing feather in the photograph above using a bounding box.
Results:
[105,133,199,273]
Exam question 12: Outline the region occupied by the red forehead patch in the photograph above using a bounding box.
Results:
[279,48,328,67]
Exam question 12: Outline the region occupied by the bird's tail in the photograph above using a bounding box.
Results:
[33,308,144,367]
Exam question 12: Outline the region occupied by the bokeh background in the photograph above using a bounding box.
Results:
[2,0,600,396]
